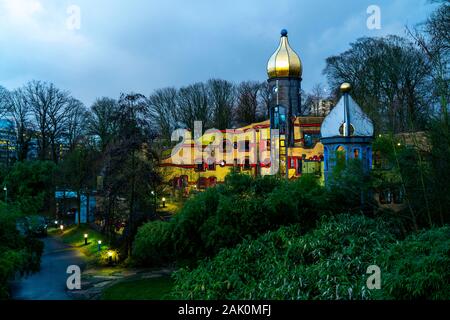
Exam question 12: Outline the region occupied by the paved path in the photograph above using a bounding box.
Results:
[10,237,87,300]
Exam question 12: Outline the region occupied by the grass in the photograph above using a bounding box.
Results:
[101,276,174,300]
[50,224,108,257]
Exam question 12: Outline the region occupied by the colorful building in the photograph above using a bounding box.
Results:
[320,82,374,183]
[160,30,329,192]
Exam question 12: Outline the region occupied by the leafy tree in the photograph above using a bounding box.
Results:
[56,143,99,224]
[102,93,160,258]
[3,161,56,215]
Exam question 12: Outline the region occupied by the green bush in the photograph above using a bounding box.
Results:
[170,214,398,300]
[132,220,173,266]
[3,161,56,215]
[376,226,450,300]
[0,205,43,299]
[133,173,327,267]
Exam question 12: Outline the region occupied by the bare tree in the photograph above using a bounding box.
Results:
[408,1,449,127]
[24,80,70,162]
[235,81,262,126]
[258,81,272,119]
[176,82,211,132]
[148,87,178,142]
[65,98,88,153]
[87,97,119,151]
[4,89,33,161]
[207,79,235,130]
[324,36,432,133]
[305,83,328,116]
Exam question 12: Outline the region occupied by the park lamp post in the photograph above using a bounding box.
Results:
[97,240,102,252]
[162,197,166,208]
[60,224,64,233]
[3,186,7,204]
[84,233,88,245]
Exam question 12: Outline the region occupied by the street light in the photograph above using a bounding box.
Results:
[3,186,7,204]
[60,224,64,232]
[98,240,102,252]
[107,250,113,264]
[84,233,88,245]
[162,197,166,208]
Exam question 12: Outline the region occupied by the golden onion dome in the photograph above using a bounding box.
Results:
[267,29,302,79]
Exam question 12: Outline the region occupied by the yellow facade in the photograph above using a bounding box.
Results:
[160,116,325,192]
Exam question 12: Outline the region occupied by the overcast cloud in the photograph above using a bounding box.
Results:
[0,0,438,106]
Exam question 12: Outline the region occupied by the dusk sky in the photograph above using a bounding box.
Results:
[0,0,439,107]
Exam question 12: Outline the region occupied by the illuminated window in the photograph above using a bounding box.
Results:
[353,148,360,159]
[244,158,251,170]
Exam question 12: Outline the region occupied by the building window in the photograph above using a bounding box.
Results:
[244,158,251,170]
[289,157,295,169]
[297,159,302,175]
[303,132,321,148]
[245,140,250,152]
[336,145,346,163]
[353,148,360,159]
[208,162,216,171]
[195,162,205,172]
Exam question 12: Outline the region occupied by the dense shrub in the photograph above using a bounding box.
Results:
[132,220,173,266]
[0,205,44,299]
[376,226,450,300]
[133,173,326,266]
[170,214,398,300]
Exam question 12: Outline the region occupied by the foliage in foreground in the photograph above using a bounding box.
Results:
[170,215,449,300]
[132,173,328,266]
[0,205,44,299]
[375,226,450,300]
[170,215,396,299]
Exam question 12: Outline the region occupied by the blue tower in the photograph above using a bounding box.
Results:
[320,83,374,183]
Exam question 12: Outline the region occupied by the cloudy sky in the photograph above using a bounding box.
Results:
[0,0,438,106]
